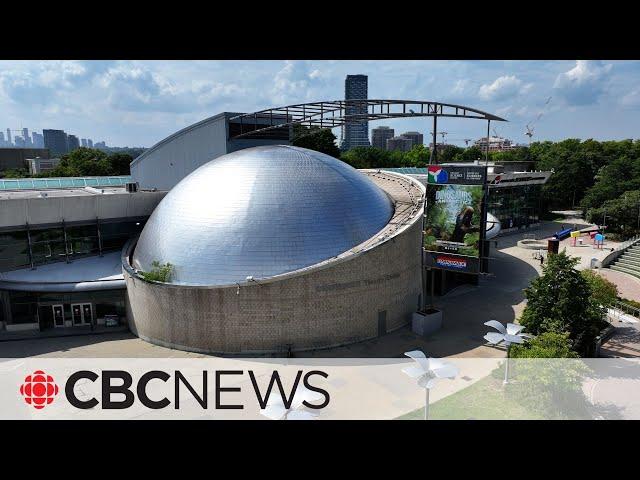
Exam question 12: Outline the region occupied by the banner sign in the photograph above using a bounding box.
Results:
[424,165,488,274]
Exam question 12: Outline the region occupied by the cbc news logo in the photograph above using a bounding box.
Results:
[19,370,59,410]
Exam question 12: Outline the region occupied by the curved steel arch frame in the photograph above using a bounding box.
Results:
[228,99,507,139]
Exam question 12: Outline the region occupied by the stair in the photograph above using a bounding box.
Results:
[608,242,640,279]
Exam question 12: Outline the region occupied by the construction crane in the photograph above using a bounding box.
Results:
[525,96,552,144]
[429,131,449,145]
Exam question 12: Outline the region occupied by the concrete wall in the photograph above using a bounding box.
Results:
[0,191,167,229]
[124,216,422,355]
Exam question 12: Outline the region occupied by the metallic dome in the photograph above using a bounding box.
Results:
[132,145,394,286]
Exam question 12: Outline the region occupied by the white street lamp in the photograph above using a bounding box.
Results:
[402,350,458,420]
[259,386,324,420]
[483,320,528,384]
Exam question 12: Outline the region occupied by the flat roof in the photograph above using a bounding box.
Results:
[0,251,124,292]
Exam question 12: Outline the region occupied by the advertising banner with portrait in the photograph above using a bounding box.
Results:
[423,165,487,274]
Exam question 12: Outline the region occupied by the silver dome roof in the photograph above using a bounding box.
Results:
[132,145,394,286]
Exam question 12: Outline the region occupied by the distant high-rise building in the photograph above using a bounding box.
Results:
[31,131,44,148]
[81,138,87,147]
[340,74,370,151]
[0,131,5,147]
[474,136,516,153]
[14,136,26,148]
[22,128,31,147]
[94,141,107,150]
[386,136,413,152]
[87,139,93,148]
[401,131,423,148]
[6,129,12,146]
[67,134,80,151]
[371,126,395,150]
[43,129,69,156]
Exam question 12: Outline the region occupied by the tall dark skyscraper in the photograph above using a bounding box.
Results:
[67,134,80,151]
[340,74,370,151]
[43,129,69,156]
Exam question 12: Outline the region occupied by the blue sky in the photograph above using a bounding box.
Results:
[1,60,639,148]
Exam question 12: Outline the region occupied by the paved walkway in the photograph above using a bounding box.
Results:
[598,269,640,302]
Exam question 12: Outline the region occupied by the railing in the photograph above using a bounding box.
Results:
[612,300,640,319]
[614,235,640,253]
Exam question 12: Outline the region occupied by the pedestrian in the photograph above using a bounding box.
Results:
[540,254,544,266]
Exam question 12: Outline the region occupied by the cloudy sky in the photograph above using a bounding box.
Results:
[1,60,639,148]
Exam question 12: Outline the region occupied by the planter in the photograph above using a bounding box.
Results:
[412,309,443,337]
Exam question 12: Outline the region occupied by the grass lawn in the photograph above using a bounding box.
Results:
[397,374,545,420]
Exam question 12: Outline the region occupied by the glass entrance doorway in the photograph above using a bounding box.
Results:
[53,304,64,327]
[71,303,92,326]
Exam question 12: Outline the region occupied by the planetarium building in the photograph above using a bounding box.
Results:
[123,145,425,354]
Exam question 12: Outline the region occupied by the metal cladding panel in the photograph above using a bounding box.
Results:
[132,116,228,190]
[132,145,394,286]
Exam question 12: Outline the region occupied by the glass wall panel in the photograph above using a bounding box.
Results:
[0,231,30,270]
[9,292,39,324]
[67,225,100,257]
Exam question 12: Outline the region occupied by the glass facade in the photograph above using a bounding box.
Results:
[488,184,542,230]
[0,219,145,271]
[5,289,126,328]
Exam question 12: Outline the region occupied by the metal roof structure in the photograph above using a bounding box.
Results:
[132,145,394,286]
[229,100,507,139]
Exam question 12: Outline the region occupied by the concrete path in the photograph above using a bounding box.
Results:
[598,269,640,302]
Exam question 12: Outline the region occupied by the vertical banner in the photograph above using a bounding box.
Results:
[423,165,487,274]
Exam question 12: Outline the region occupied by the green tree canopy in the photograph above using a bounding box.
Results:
[291,126,340,158]
[580,270,619,308]
[520,251,608,355]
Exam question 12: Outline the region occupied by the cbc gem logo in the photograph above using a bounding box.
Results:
[20,370,59,410]
[427,166,448,184]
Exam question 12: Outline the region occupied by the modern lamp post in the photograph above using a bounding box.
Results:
[483,320,528,384]
[259,386,324,420]
[402,350,458,420]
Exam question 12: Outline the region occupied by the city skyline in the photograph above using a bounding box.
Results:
[0,125,141,150]
[1,60,640,147]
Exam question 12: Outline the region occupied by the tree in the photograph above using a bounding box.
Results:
[581,270,619,307]
[520,251,607,355]
[47,147,111,177]
[586,190,640,237]
[510,332,579,358]
[291,126,340,158]
[107,153,133,175]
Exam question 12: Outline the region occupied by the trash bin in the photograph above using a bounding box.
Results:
[590,258,599,269]
[548,238,560,255]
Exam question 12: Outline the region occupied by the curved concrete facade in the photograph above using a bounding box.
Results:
[123,171,424,354]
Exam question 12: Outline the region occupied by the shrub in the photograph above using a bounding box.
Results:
[510,332,579,358]
[140,261,173,283]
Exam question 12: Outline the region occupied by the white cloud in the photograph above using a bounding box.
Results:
[621,88,640,108]
[478,75,527,101]
[553,60,612,105]
[271,61,327,104]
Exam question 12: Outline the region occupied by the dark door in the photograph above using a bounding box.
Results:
[39,306,54,330]
[82,304,93,326]
[377,310,387,337]
[72,304,83,325]
[53,304,64,328]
